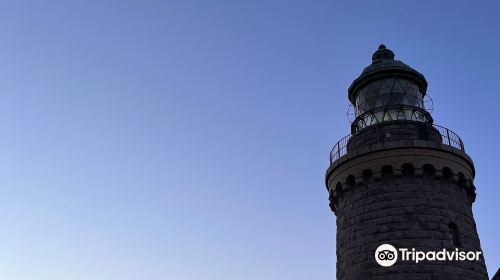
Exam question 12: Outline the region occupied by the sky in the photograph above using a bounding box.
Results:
[0,1,499,279]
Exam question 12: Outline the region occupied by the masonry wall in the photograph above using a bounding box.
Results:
[326,147,488,280]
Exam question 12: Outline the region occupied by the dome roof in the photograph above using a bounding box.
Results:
[348,45,428,103]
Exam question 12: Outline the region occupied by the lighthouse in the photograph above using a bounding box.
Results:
[325,45,488,279]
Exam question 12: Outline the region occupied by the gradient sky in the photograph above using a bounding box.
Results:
[0,1,499,279]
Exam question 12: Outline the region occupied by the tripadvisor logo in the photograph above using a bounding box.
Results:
[375,244,398,267]
[374,244,482,267]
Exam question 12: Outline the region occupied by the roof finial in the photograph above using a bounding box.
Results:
[372,44,394,62]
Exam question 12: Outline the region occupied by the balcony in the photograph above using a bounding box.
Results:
[329,123,465,164]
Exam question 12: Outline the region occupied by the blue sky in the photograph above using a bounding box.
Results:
[0,1,499,279]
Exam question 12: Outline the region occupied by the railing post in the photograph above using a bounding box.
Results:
[446,128,451,146]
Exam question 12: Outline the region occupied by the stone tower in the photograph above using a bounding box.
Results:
[325,45,488,280]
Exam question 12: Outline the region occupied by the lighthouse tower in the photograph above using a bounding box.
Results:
[325,45,488,280]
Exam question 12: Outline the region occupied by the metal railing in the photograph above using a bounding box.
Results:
[329,134,352,164]
[431,124,465,151]
[329,123,465,164]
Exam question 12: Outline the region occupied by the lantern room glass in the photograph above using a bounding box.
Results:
[354,78,424,116]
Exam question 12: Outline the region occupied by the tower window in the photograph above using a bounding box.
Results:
[442,167,452,181]
[381,165,393,182]
[448,223,462,247]
[423,164,435,180]
[362,169,374,188]
[458,173,466,188]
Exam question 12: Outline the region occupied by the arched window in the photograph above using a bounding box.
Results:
[381,165,393,182]
[362,169,374,188]
[423,164,435,180]
[442,167,452,181]
[458,173,466,188]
